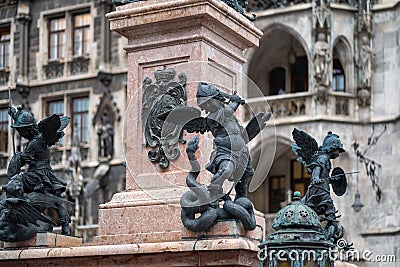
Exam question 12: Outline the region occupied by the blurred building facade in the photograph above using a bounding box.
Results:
[0,0,127,242]
[0,0,398,265]
[245,0,399,265]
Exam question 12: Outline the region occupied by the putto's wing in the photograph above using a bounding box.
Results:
[56,116,70,141]
[58,116,70,132]
[38,114,69,146]
[5,198,55,226]
[158,106,201,124]
[158,106,209,134]
[244,112,268,143]
[291,128,319,165]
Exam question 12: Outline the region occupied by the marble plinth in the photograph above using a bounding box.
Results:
[0,239,260,267]
[4,233,82,249]
[96,0,263,244]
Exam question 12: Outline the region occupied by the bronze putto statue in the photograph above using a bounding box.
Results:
[0,107,72,242]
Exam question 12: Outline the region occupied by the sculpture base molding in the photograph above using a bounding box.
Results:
[96,189,265,245]
[182,219,264,242]
[4,233,82,249]
[0,241,358,267]
[0,240,260,266]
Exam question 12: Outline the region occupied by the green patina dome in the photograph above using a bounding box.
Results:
[272,191,322,231]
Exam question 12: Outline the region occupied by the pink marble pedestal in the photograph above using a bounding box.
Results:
[94,0,263,247]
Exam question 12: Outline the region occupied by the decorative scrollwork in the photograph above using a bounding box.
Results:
[141,66,187,169]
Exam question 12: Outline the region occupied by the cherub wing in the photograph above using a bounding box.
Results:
[244,112,270,143]
[4,198,55,226]
[158,106,209,134]
[291,128,319,165]
[38,114,70,146]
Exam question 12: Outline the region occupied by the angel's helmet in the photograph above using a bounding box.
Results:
[321,131,345,154]
[11,109,36,128]
[11,109,38,139]
[196,82,224,111]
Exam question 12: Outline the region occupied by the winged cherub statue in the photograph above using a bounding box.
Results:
[5,107,72,236]
[160,82,271,232]
[292,128,347,241]
[0,175,57,242]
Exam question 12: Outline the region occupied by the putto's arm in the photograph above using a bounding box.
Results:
[311,166,323,185]
[227,95,244,112]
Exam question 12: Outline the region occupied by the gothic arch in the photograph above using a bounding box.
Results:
[248,23,311,97]
[332,36,354,93]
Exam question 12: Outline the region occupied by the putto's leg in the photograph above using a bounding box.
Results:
[208,160,234,199]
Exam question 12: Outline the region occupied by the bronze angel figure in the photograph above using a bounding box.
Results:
[292,128,347,241]
[2,108,72,238]
[160,82,271,232]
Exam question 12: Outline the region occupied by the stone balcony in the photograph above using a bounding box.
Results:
[244,91,356,123]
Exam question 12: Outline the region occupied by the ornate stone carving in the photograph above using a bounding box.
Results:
[312,0,331,101]
[97,111,114,159]
[44,61,64,79]
[335,96,349,115]
[269,97,306,118]
[357,87,371,106]
[355,0,374,107]
[98,71,113,87]
[314,33,331,89]
[69,57,90,75]
[141,67,187,169]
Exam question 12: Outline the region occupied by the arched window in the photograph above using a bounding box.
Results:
[269,67,286,95]
[332,58,345,92]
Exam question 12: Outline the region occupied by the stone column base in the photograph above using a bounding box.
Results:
[1,239,260,267]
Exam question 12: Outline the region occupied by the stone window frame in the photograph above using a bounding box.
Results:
[38,3,95,81]
[0,106,8,153]
[41,88,93,164]
[71,96,90,144]
[0,103,9,171]
[72,13,91,57]
[48,16,67,61]
[0,27,11,69]
[0,19,14,89]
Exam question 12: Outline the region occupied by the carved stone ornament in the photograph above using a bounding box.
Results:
[357,87,371,107]
[141,67,187,169]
